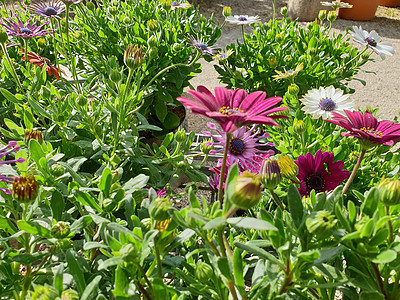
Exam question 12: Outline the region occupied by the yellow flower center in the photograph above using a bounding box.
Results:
[360,127,382,137]
[219,106,244,116]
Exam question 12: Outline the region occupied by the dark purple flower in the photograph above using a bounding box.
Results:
[0,16,55,39]
[295,150,350,197]
[29,0,66,19]
[326,110,400,149]
[177,86,288,133]
[0,141,25,195]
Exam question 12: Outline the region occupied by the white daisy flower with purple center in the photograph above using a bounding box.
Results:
[188,34,216,56]
[349,26,395,60]
[300,86,355,120]
[171,1,191,10]
[226,15,260,25]
[321,1,352,9]
[29,0,66,19]
[202,122,275,171]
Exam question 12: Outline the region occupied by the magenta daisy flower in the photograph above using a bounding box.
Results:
[295,150,350,197]
[0,17,54,39]
[0,141,25,195]
[187,34,216,56]
[178,86,288,133]
[202,122,274,171]
[29,0,66,19]
[326,110,400,149]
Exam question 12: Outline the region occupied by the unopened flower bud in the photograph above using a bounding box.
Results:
[288,83,299,96]
[25,129,43,144]
[276,154,298,179]
[119,243,139,263]
[51,163,65,177]
[0,29,8,44]
[293,119,306,134]
[86,1,95,11]
[222,6,232,17]
[37,38,47,49]
[13,174,37,203]
[77,94,87,106]
[51,221,71,239]
[327,11,337,23]
[174,127,186,143]
[123,16,130,25]
[275,33,284,43]
[227,171,262,210]
[261,159,282,190]
[147,35,158,48]
[195,261,213,283]
[124,45,144,70]
[162,0,171,10]
[147,19,158,31]
[155,218,172,233]
[377,177,400,206]
[281,6,288,17]
[148,48,158,61]
[109,69,122,83]
[148,196,172,221]
[61,289,79,300]
[306,210,337,237]
[108,6,117,15]
[268,57,277,68]
[201,139,214,154]
[172,43,181,52]
[318,10,327,22]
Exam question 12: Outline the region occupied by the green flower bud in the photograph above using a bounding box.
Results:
[141,218,152,231]
[327,11,337,23]
[119,243,139,263]
[201,138,214,154]
[74,31,82,40]
[109,69,122,83]
[195,261,213,283]
[147,19,158,31]
[109,6,117,15]
[318,10,327,22]
[288,83,299,96]
[377,177,400,206]
[51,221,71,239]
[261,159,282,190]
[172,43,181,52]
[148,196,172,221]
[281,6,288,17]
[227,171,262,210]
[77,94,87,106]
[25,129,43,144]
[293,119,306,135]
[86,1,95,11]
[61,289,79,300]
[162,0,171,10]
[276,154,298,180]
[13,174,37,203]
[148,48,158,61]
[122,16,130,25]
[222,6,232,17]
[275,33,284,43]
[51,163,65,177]
[284,55,292,64]
[147,35,158,48]
[29,284,58,300]
[124,45,144,70]
[306,210,337,237]
[174,127,186,143]
[0,28,8,44]
[37,38,47,49]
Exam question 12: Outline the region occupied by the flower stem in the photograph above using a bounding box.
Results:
[24,39,28,68]
[341,148,366,196]
[371,262,389,300]
[386,206,394,245]
[269,188,285,210]
[218,132,232,204]
[0,43,23,90]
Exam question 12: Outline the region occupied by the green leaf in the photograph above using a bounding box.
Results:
[0,216,17,234]
[298,250,320,262]
[0,88,22,104]
[359,291,385,300]
[233,248,245,296]
[188,186,201,209]
[235,242,285,270]
[66,249,86,295]
[74,190,102,212]
[98,167,112,198]
[59,161,87,188]
[113,266,130,297]
[361,187,379,217]
[12,251,48,265]
[70,215,93,234]
[29,139,45,166]
[4,118,25,136]
[202,217,227,230]
[81,275,101,300]
[50,189,65,221]
[17,220,52,238]
[287,184,303,229]
[227,217,278,231]
[54,265,64,295]
[217,257,233,281]
[372,250,397,264]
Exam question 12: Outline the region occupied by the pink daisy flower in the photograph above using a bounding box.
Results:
[295,150,350,197]
[326,110,400,150]
[178,86,288,133]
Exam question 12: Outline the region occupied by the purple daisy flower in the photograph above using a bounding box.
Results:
[0,16,55,39]
[0,141,25,195]
[29,0,66,19]
[202,122,275,171]
[188,34,216,56]
[295,150,350,197]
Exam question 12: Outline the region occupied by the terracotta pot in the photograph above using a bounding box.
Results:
[380,0,400,7]
[338,0,380,20]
